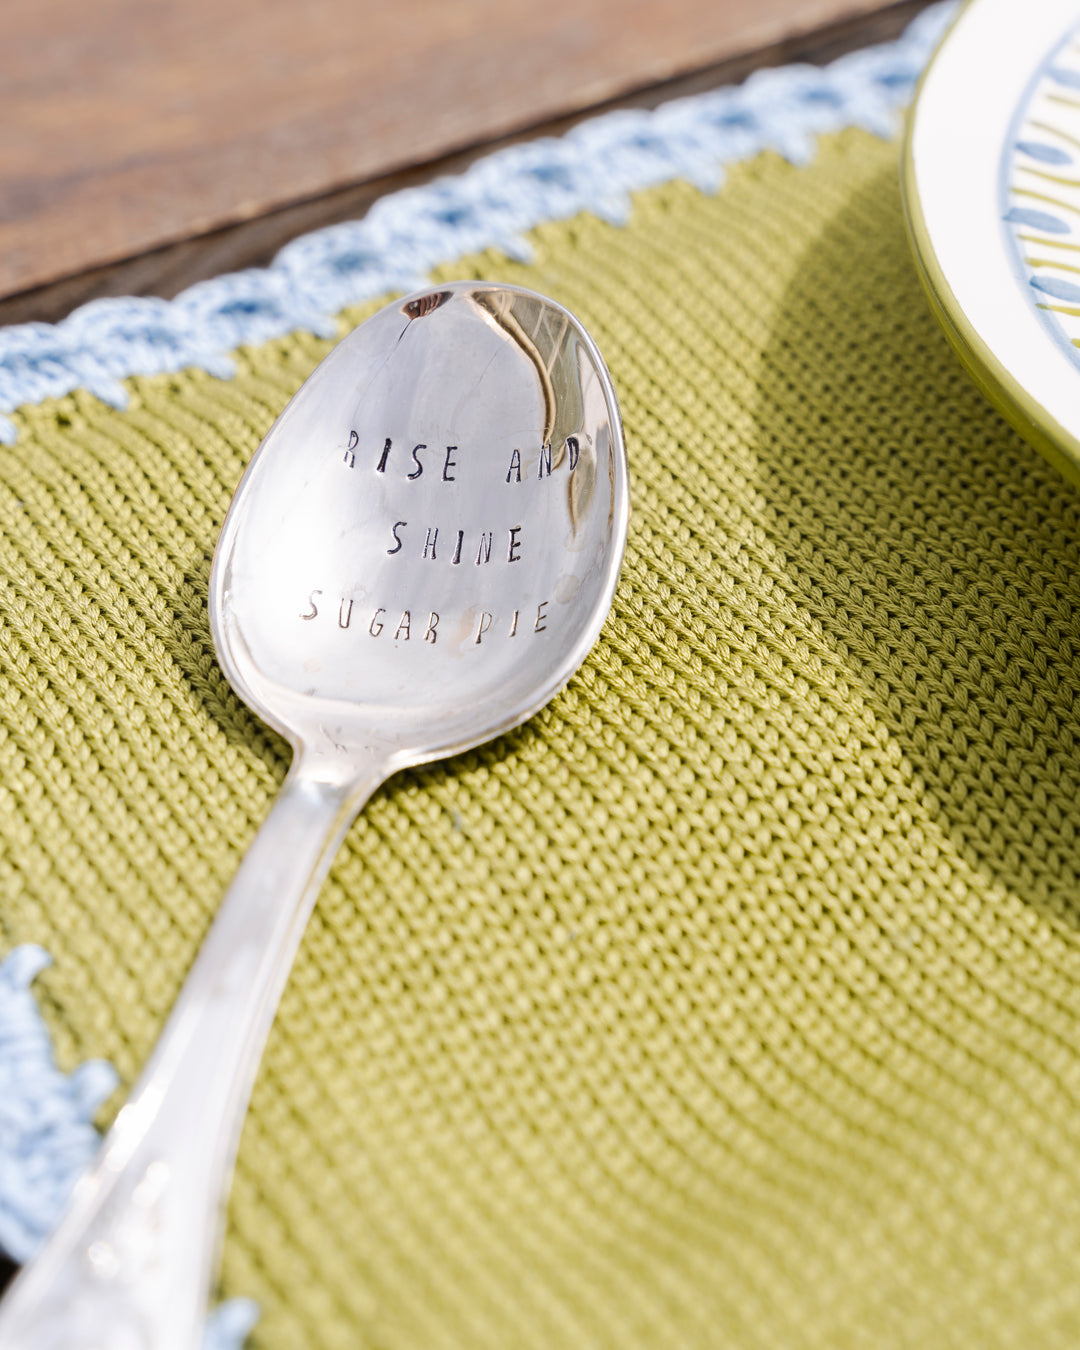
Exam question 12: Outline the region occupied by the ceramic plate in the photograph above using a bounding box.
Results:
[904,0,1080,486]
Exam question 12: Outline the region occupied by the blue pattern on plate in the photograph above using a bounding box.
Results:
[1032,275,1080,302]
[1003,29,1080,370]
[1016,140,1073,165]
[1004,206,1070,233]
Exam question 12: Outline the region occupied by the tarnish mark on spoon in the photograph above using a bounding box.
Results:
[401,290,453,319]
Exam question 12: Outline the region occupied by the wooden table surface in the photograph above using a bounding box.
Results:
[2,0,933,328]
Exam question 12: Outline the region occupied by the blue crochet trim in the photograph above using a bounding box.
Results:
[0,945,117,1264]
[0,1,957,445]
[204,1299,260,1350]
[0,946,257,1349]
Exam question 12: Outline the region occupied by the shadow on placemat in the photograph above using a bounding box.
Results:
[756,156,1080,924]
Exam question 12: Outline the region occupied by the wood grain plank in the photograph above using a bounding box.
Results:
[0,0,933,328]
[3,0,904,299]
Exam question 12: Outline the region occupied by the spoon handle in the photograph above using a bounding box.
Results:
[0,756,385,1350]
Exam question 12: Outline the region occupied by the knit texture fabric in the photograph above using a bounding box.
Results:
[5,125,1080,1348]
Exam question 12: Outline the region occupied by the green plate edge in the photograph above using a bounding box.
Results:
[899,0,1080,493]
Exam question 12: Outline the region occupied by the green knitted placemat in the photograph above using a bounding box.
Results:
[7,123,1080,1348]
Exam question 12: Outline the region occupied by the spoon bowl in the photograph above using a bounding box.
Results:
[213,282,627,771]
[0,281,628,1349]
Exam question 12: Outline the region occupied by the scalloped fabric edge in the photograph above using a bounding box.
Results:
[0,1,957,446]
[0,947,257,1348]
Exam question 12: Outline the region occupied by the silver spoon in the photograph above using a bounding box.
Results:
[0,281,629,1349]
